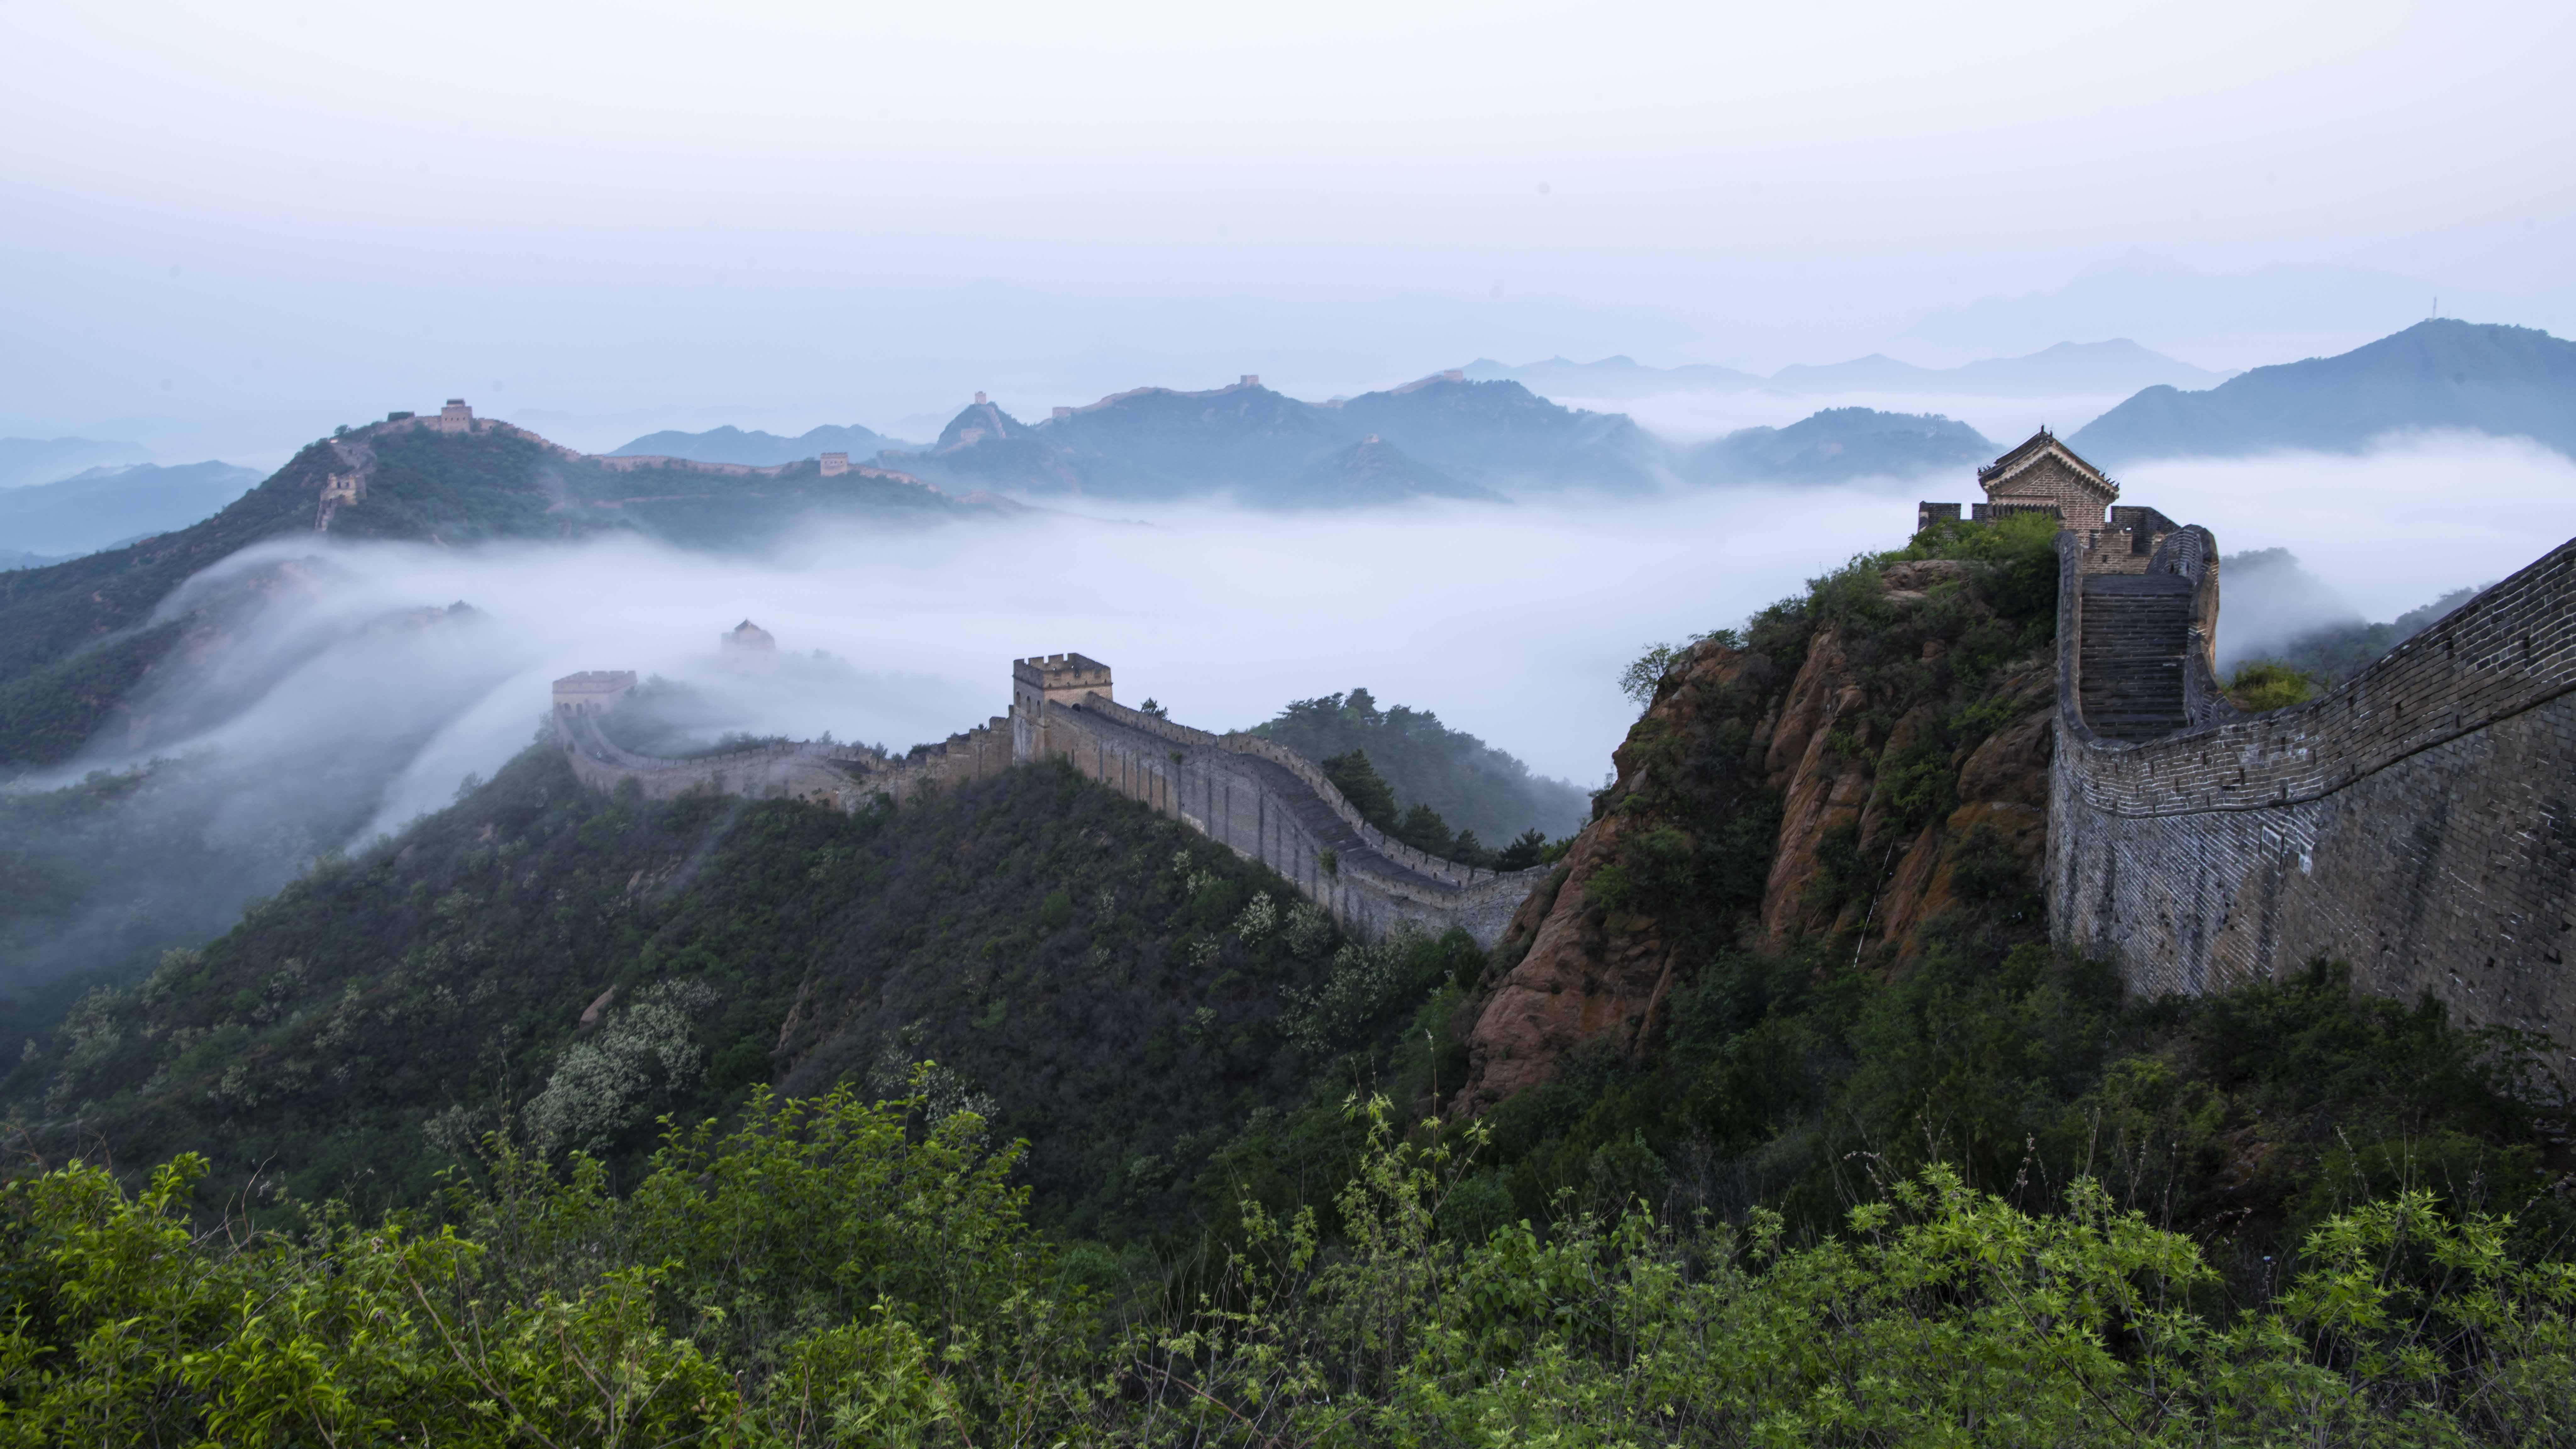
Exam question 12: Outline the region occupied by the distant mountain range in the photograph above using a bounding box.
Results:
[877,375,1657,504]
[0,417,1001,769]
[1685,408,1994,484]
[2070,320,2576,464]
[1465,339,2232,400]
[0,461,263,560]
[613,383,2021,502]
[601,320,2572,502]
[608,422,918,466]
[0,436,153,489]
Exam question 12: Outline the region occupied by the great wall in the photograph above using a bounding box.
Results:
[552,653,1546,948]
[1925,431,2576,1053]
[544,419,2576,1054]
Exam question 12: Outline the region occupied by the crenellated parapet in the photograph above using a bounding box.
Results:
[1019,685,1547,946]
[551,650,1547,947]
[2045,453,2576,1049]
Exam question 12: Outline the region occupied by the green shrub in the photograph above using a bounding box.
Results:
[2228,658,2320,711]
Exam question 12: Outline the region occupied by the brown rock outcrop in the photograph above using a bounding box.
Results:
[1447,553,2064,1115]
[1447,639,1773,1114]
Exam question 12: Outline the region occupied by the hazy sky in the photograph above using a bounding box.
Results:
[4,0,2572,456]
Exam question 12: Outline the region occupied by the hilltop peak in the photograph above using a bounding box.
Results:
[2071,318,2576,464]
[935,397,1030,451]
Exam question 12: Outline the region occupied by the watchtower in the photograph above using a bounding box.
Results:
[1010,653,1113,762]
[1917,430,2179,575]
[818,452,850,476]
[552,670,636,715]
[435,399,474,434]
[720,619,778,672]
[1972,428,2113,528]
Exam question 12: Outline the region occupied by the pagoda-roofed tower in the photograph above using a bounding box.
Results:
[1974,427,2117,530]
[1967,428,2181,573]
[720,619,778,671]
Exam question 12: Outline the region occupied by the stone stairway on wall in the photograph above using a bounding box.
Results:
[2078,575,2194,740]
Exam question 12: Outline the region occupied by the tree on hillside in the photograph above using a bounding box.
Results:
[1256,687,1588,843]
[1321,749,1399,830]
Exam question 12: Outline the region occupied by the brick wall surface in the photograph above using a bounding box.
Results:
[2052,529,2576,1053]
[553,674,1545,947]
[1031,695,1546,947]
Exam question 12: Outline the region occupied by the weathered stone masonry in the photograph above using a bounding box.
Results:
[552,669,1015,812]
[1924,428,2576,1052]
[553,653,1543,947]
[2048,500,2576,1055]
[1016,662,1545,947]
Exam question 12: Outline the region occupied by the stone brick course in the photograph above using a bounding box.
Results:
[554,656,1544,947]
[2052,527,2576,1054]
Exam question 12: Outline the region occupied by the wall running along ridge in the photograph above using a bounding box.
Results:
[553,662,1544,947]
[2052,526,2576,1056]
[1027,691,1546,947]
[557,706,1014,811]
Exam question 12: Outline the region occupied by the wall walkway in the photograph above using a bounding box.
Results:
[2051,528,2576,1051]
[1028,695,1547,947]
[554,680,1544,947]
[557,708,1013,811]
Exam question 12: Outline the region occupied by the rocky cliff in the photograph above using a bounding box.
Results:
[1450,522,2064,1113]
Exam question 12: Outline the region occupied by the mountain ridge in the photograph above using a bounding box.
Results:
[1466,337,2230,400]
[2070,319,2576,463]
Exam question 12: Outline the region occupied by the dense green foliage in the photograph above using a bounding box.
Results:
[1317,747,1552,870]
[2261,585,2480,684]
[2225,659,2320,711]
[1254,686,1589,847]
[1,747,1448,1238]
[7,1091,2569,1445]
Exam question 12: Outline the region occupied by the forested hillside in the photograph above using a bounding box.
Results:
[1249,687,1589,854]
[2,743,1469,1237]
[0,419,989,771]
[7,508,2568,1443]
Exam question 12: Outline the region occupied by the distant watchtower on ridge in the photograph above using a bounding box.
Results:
[434,398,474,434]
[1010,653,1112,761]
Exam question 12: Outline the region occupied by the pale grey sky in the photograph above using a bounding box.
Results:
[4,0,2570,456]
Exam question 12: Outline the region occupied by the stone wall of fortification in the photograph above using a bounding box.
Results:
[1029,695,1547,946]
[550,679,1542,947]
[556,709,1013,812]
[2051,530,2576,1051]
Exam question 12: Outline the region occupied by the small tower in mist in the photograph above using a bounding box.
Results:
[720,619,778,672]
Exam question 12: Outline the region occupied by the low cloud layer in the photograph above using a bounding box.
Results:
[2118,433,2576,630]
[13,434,2570,1008]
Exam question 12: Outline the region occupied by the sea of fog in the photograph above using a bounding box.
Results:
[30,429,2576,871]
